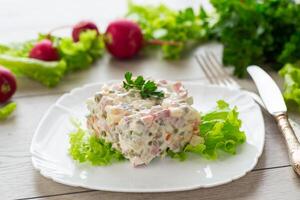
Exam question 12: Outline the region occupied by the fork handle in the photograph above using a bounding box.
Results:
[275,113,300,176]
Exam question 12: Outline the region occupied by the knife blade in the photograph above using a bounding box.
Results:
[247,65,300,176]
[247,65,286,115]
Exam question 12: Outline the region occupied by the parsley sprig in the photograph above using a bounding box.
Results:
[123,72,164,99]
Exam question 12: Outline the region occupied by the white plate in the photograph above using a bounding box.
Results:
[31,82,265,192]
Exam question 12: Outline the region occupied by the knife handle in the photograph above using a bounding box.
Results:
[275,114,300,176]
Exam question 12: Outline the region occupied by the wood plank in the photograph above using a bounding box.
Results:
[34,166,300,200]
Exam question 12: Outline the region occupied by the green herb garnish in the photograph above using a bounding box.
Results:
[123,72,164,99]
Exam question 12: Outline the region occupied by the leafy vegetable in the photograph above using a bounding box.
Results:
[126,2,208,59]
[209,0,300,77]
[278,29,300,64]
[69,124,124,166]
[0,30,104,87]
[279,63,300,108]
[192,100,246,159]
[0,41,35,58]
[123,72,164,99]
[0,55,66,87]
[0,102,16,120]
[170,100,246,160]
[167,149,187,161]
[54,30,104,72]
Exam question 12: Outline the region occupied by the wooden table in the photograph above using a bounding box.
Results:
[1,0,300,199]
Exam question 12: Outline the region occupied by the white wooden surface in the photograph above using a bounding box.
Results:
[1,0,300,199]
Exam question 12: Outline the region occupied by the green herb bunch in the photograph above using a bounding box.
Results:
[209,0,300,77]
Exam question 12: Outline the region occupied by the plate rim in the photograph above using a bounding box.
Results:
[30,81,265,193]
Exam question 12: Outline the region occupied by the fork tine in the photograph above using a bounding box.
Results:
[207,52,237,84]
[194,54,215,84]
[195,51,240,89]
[206,52,226,76]
[200,53,226,85]
[206,51,241,88]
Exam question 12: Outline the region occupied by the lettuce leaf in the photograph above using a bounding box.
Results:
[0,55,66,87]
[170,100,246,161]
[69,125,125,166]
[194,100,246,159]
[279,63,300,108]
[0,30,104,87]
[166,149,187,161]
[54,30,104,72]
[126,2,208,59]
[0,102,16,120]
[0,41,35,58]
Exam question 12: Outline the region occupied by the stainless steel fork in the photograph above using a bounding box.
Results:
[194,51,266,108]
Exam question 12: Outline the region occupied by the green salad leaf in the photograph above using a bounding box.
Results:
[0,55,66,87]
[0,41,35,58]
[52,30,104,72]
[279,63,300,108]
[169,100,246,161]
[193,100,246,159]
[0,30,104,87]
[126,2,208,59]
[0,102,17,120]
[69,124,125,166]
[167,149,187,161]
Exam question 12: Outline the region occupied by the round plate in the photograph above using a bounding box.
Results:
[30,82,264,192]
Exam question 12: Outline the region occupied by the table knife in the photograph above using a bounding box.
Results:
[247,65,300,176]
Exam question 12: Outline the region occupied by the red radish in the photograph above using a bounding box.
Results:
[105,19,143,59]
[29,39,59,61]
[0,66,17,103]
[72,21,99,42]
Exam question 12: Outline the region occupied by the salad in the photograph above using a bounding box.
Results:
[69,72,246,166]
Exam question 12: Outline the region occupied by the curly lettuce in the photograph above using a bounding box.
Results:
[54,30,104,72]
[0,102,16,120]
[170,100,246,160]
[69,125,124,166]
[126,2,208,59]
[192,100,246,159]
[0,30,104,87]
[279,63,300,108]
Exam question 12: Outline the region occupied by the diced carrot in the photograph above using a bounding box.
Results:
[165,133,171,141]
